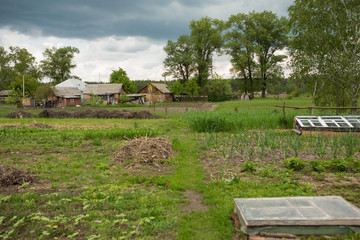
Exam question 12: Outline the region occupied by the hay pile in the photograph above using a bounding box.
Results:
[114,137,174,166]
[28,123,54,129]
[0,165,36,187]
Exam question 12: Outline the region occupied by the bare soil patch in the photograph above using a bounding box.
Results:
[28,123,54,129]
[181,190,210,214]
[0,164,36,187]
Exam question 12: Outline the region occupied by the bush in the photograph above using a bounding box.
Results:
[310,161,325,172]
[242,161,257,173]
[283,157,305,171]
[330,159,349,172]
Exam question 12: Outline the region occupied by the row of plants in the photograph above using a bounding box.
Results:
[184,110,297,132]
[197,130,360,161]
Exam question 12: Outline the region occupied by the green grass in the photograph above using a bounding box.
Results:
[1,98,360,239]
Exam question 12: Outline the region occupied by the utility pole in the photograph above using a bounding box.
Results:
[22,74,25,97]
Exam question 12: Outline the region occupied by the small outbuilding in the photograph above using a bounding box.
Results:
[83,84,128,105]
[0,90,13,103]
[138,83,173,104]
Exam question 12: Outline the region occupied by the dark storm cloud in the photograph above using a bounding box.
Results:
[0,0,292,40]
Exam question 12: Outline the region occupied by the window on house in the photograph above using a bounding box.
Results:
[70,99,74,103]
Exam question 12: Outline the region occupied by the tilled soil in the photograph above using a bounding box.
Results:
[0,164,36,187]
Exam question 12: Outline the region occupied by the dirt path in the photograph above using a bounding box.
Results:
[182,190,210,214]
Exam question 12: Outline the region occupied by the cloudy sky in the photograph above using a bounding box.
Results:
[0,0,293,82]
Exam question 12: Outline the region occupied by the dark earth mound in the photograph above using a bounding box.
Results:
[0,165,36,187]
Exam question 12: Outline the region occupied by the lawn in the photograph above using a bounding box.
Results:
[0,97,359,239]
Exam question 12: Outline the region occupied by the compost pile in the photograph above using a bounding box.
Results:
[114,137,174,166]
[6,109,157,119]
[0,165,36,187]
[6,111,35,118]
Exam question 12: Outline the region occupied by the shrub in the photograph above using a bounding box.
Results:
[242,161,257,173]
[330,159,349,172]
[310,161,325,172]
[283,157,305,171]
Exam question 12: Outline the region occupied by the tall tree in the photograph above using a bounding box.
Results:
[289,0,360,108]
[163,35,195,83]
[109,67,137,93]
[189,17,224,87]
[9,46,38,77]
[40,46,79,85]
[225,11,288,97]
[225,13,257,94]
[0,46,13,90]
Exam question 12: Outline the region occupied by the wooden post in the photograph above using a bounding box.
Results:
[165,104,168,119]
[283,102,287,127]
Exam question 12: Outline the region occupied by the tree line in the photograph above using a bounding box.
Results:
[164,0,360,106]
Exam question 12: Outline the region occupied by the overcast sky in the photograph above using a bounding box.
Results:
[0,0,293,82]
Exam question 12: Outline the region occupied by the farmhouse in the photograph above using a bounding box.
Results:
[83,84,128,105]
[50,87,82,107]
[138,83,173,103]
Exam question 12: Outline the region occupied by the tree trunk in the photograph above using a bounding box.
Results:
[261,80,266,98]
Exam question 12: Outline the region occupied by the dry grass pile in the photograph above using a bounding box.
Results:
[114,137,174,166]
[0,165,36,187]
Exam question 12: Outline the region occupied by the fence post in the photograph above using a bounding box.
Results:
[283,102,287,127]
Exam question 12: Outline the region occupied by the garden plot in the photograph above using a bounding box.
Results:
[198,130,360,207]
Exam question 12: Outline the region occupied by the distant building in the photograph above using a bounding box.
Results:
[138,83,173,103]
[0,90,13,103]
[50,87,82,107]
[83,84,128,105]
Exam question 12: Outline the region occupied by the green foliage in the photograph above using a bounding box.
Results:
[40,46,79,84]
[289,0,360,107]
[33,84,53,102]
[283,157,305,171]
[109,67,137,93]
[118,94,131,103]
[225,11,289,97]
[242,161,257,173]
[310,161,325,173]
[206,73,232,102]
[83,127,157,140]
[330,159,349,172]
[163,35,195,82]
[190,17,224,87]
[87,93,105,106]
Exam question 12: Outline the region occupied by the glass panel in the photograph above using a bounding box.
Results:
[344,116,360,120]
[351,123,360,128]
[338,122,351,127]
[297,117,318,120]
[321,116,342,120]
[324,122,338,127]
[311,121,323,127]
[299,120,312,127]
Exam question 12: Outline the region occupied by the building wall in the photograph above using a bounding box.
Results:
[138,84,173,103]
[57,97,81,107]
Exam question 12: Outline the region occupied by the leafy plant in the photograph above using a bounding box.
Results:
[283,157,305,171]
[330,159,349,172]
[242,161,257,173]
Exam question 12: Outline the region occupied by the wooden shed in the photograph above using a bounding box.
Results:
[138,83,173,104]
